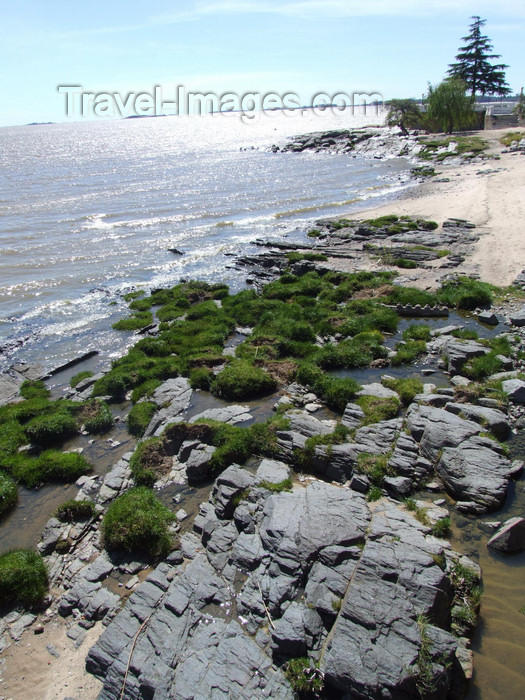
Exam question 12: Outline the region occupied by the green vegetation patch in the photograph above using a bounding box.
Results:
[355,452,392,486]
[284,657,324,696]
[70,371,94,388]
[500,131,524,147]
[391,340,428,366]
[418,135,488,161]
[356,395,400,425]
[54,499,96,523]
[286,252,328,263]
[25,410,78,446]
[7,450,92,488]
[80,399,113,434]
[112,311,153,331]
[211,361,277,401]
[0,549,48,609]
[19,380,50,400]
[382,377,423,406]
[402,325,432,342]
[259,478,293,492]
[127,401,157,438]
[0,471,18,518]
[449,561,483,636]
[436,276,495,310]
[130,437,172,487]
[102,487,176,559]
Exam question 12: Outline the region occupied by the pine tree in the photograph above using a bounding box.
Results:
[448,16,511,98]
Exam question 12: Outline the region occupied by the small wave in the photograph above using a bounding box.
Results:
[215,221,234,227]
[274,198,362,218]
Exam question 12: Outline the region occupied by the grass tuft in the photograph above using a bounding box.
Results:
[0,549,48,608]
[102,487,176,559]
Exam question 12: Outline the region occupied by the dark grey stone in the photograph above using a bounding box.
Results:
[487,517,525,553]
[383,476,413,499]
[502,379,525,403]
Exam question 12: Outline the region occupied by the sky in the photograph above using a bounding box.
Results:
[0,0,524,126]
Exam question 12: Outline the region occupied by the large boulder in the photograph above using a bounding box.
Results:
[437,436,512,513]
[487,517,525,553]
[406,404,481,461]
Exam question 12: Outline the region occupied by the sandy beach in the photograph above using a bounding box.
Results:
[342,128,525,289]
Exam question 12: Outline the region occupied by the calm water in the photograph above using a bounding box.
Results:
[0,108,411,373]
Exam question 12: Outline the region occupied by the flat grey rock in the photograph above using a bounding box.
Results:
[287,410,334,437]
[341,402,365,430]
[255,458,290,485]
[144,377,192,437]
[189,404,252,425]
[357,382,399,399]
[444,402,510,440]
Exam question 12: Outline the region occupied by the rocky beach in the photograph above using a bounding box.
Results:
[1,124,525,700]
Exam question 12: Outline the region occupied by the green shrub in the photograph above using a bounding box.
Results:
[189,367,213,390]
[19,380,50,400]
[112,311,153,331]
[127,401,156,438]
[382,377,423,406]
[0,419,27,465]
[0,471,18,518]
[0,549,48,608]
[355,453,391,486]
[70,371,94,388]
[367,485,383,502]
[437,277,494,310]
[25,411,78,446]
[431,516,451,538]
[259,478,293,492]
[356,395,400,425]
[36,451,92,485]
[402,325,432,342]
[82,400,113,434]
[296,363,360,412]
[390,340,427,366]
[102,487,175,559]
[211,361,277,400]
[54,499,96,523]
[463,353,503,381]
[92,373,128,400]
[284,657,324,696]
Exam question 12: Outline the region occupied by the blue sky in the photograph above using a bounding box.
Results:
[0,1,523,126]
